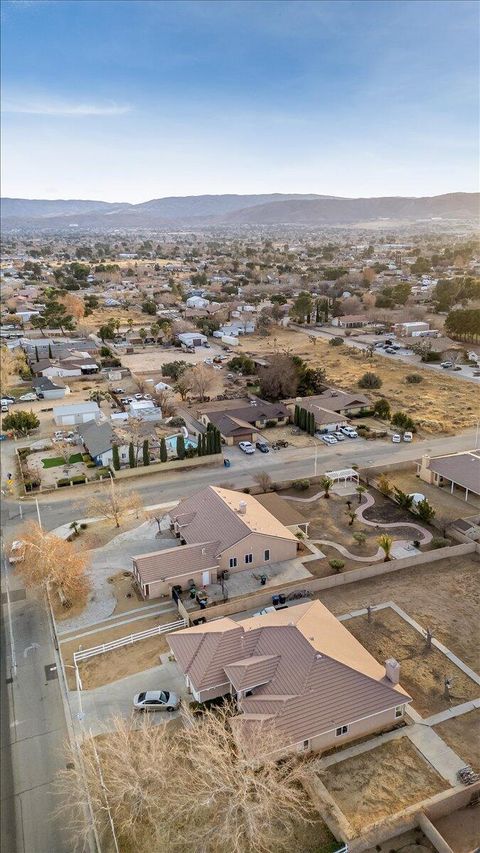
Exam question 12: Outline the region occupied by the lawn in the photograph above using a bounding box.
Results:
[344,608,479,716]
[42,453,83,468]
[321,738,448,834]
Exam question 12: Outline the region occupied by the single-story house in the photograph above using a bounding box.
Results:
[168,600,411,755]
[76,421,128,467]
[53,401,101,426]
[31,377,66,400]
[196,397,289,445]
[255,492,309,535]
[393,321,430,337]
[43,355,99,377]
[177,332,208,349]
[331,315,369,329]
[284,389,370,433]
[132,486,298,599]
[417,451,480,501]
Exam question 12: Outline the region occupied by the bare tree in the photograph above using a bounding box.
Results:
[87,482,143,528]
[187,364,214,402]
[153,388,176,417]
[258,355,298,401]
[58,707,313,853]
[254,471,273,493]
[13,522,90,606]
[174,371,193,402]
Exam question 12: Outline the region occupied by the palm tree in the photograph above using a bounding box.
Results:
[320,475,334,499]
[377,533,393,562]
[355,485,367,504]
[346,510,356,526]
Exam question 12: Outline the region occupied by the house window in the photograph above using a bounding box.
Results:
[335,725,349,737]
[264,549,270,561]
[244,554,253,564]
[229,557,237,568]
[395,705,404,718]
[303,739,310,751]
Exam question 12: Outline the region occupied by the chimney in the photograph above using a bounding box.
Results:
[238,500,247,515]
[385,658,400,684]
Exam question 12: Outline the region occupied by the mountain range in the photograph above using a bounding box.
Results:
[1,192,478,229]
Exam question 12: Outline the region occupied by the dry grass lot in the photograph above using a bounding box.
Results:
[240,329,480,434]
[61,615,173,690]
[433,709,480,772]
[385,467,480,520]
[346,609,479,716]
[318,555,480,672]
[322,738,449,834]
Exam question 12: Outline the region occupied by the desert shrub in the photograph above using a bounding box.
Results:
[265,419,277,428]
[431,536,450,549]
[358,372,382,389]
[71,475,87,484]
[57,478,70,487]
[168,416,186,428]
[377,473,392,496]
[80,523,88,530]
[329,336,344,347]
[18,447,33,459]
[391,411,416,432]
[292,479,310,491]
[421,351,441,362]
[405,373,423,384]
[329,559,345,573]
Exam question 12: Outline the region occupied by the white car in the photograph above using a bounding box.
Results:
[403,431,413,442]
[133,690,180,712]
[320,434,337,445]
[340,427,358,438]
[333,431,345,441]
[239,441,255,454]
[18,393,37,402]
[392,433,401,443]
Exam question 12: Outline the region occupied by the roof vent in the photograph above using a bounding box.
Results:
[201,547,206,556]
[315,653,322,660]
[330,390,338,397]
[238,500,247,515]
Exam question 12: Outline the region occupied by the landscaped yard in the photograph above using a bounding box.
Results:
[344,608,479,716]
[42,453,83,468]
[433,709,480,772]
[321,738,449,834]
[317,554,480,672]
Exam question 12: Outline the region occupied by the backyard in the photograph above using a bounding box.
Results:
[344,608,479,716]
[321,738,449,834]
[317,554,480,672]
[433,709,480,772]
[240,329,480,434]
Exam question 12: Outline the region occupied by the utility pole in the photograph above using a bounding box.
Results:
[4,559,17,680]
[35,497,42,528]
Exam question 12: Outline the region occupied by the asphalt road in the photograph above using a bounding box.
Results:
[1,558,75,853]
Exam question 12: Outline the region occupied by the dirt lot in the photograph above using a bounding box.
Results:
[433,709,480,772]
[345,609,479,716]
[322,738,449,834]
[317,555,480,672]
[240,329,480,434]
[60,614,175,689]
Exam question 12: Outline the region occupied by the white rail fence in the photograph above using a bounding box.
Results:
[73,618,187,665]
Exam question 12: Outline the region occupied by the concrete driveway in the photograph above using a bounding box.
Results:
[70,654,188,736]
[59,520,177,634]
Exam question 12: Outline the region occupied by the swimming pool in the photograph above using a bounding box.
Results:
[165,435,197,452]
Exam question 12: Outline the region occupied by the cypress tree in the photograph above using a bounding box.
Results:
[142,439,150,466]
[315,302,320,323]
[197,434,202,457]
[294,404,299,426]
[128,442,136,468]
[176,435,185,460]
[215,428,221,453]
[112,444,120,471]
[160,437,167,462]
[309,411,315,435]
[48,343,53,358]
[35,346,39,362]
[206,431,212,454]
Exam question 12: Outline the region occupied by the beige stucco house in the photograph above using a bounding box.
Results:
[132,486,298,599]
[168,600,411,755]
[418,451,480,501]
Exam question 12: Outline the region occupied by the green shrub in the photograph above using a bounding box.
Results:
[358,372,382,389]
[431,536,450,549]
[57,478,70,487]
[292,478,310,491]
[80,523,88,530]
[71,475,86,484]
[329,559,345,573]
[329,336,343,347]
[265,419,277,428]
[405,373,423,384]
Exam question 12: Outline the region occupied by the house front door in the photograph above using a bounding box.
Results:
[202,570,210,586]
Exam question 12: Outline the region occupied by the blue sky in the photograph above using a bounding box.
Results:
[1,0,478,201]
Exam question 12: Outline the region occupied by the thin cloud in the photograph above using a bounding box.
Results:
[3,97,131,116]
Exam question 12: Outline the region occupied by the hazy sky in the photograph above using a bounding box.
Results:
[1,0,478,202]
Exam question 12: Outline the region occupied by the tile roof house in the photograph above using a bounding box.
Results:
[418,451,480,500]
[168,600,411,754]
[284,389,370,432]
[132,486,298,599]
[196,398,289,445]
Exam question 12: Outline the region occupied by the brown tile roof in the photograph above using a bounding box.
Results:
[197,397,289,425]
[168,600,411,748]
[428,451,480,496]
[255,492,307,528]
[133,541,220,584]
[169,486,296,551]
[206,412,255,438]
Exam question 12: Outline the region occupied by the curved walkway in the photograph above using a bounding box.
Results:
[356,492,433,543]
[312,539,384,562]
